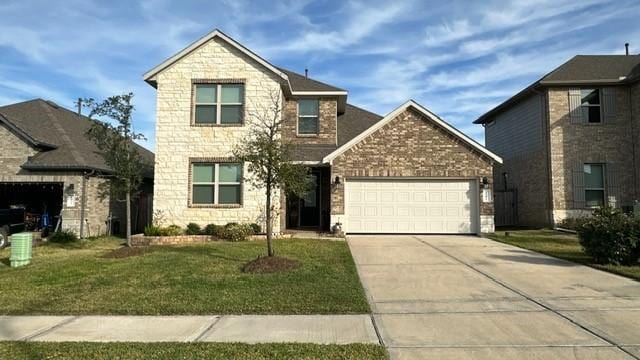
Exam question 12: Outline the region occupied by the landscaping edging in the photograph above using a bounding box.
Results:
[131,234,216,246]
[131,233,295,246]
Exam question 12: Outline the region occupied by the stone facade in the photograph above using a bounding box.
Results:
[547,87,635,223]
[153,37,282,229]
[282,98,337,145]
[0,123,118,236]
[330,108,495,233]
[131,234,215,246]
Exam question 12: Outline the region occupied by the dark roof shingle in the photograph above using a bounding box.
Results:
[0,99,154,175]
[278,68,346,92]
[289,103,383,161]
[475,55,640,124]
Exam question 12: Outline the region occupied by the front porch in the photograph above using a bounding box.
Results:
[285,166,331,233]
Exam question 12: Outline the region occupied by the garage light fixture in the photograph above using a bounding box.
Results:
[333,176,341,185]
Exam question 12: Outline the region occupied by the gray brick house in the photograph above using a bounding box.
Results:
[0,99,154,236]
[145,29,502,235]
[475,55,640,227]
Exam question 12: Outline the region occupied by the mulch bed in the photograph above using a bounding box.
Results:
[242,256,301,273]
[102,246,153,259]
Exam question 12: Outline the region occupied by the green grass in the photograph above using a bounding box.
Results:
[486,229,640,281]
[0,342,388,360]
[0,238,370,315]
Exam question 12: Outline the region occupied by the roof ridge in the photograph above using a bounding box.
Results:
[278,67,346,92]
[37,100,88,167]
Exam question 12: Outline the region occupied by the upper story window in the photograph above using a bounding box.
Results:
[584,163,605,208]
[297,99,319,135]
[192,162,242,205]
[194,83,244,125]
[580,89,601,123]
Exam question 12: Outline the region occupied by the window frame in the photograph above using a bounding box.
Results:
[189,160,243,207]
[584,163,606,208]
[296,99,320,136]
[192,82,245,126]
[580,88,603,124]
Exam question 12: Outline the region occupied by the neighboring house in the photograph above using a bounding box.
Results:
[0,99,154,236]
[475,55,640,227]
[144,29,501,235]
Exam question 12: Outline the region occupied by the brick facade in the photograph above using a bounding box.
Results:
[0,123,120,236]
[330,108,495,233]
[282,98,337,145]
[547,87,635,222]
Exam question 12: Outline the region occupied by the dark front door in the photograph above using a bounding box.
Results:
[299,172,320,227]
[287,170,322,229]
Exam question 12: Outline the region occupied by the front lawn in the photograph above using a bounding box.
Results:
[0,342,388,360]
[486,229,640,281]
[0,238,370,315]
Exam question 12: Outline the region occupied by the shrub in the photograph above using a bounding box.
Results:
[557,217,586,231]
[220,223,253,242]
[185,223,202,235]
[249,223,261,234]
[160,225,183,236]
[203,224,224,237]
[49,230,79,243]
[576,207,640,265]
[144,225,162,236]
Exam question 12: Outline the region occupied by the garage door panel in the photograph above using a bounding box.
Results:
[346,179,477,234]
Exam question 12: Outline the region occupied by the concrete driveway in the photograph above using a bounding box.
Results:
[348,235,640,359]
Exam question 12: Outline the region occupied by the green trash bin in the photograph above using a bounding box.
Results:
[10,232,32,268]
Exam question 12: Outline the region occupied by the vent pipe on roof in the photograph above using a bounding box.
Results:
[304,68,308,79]
[625,43,629,56]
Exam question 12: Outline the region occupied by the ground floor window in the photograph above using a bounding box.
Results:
[192,163,242,205]
[584,163,605,208]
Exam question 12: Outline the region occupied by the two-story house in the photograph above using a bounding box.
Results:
[144,29,502,235]
[475,54,640,227]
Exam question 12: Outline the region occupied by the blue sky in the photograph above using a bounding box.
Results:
[1,0,638,151]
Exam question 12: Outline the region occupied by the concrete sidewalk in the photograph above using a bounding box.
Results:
[0,315,378,344]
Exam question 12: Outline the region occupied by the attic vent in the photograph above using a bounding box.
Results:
[45,100,59,108]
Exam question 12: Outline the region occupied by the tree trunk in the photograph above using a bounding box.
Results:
[266,180,274,257]
[126,188,132,247]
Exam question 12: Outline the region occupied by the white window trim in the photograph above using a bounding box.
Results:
[297,99,320,136]
[194,84,244,125]
[584,163,606,208]
[192,163,242,205]
[580,88,603,124]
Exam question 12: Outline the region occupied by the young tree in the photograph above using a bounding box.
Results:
[233,90,310,257]
[83,93,147,247]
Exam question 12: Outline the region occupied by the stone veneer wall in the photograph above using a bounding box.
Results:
[281,98,337,145]
[0,123,117,236]
[153,37,282,229]
[330,108,495,233]
[547,87,635,223]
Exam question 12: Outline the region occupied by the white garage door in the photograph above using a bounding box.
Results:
[345,179,478,234]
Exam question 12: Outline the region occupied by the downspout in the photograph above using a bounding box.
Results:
[79,172,87,239]
[79,169,96,239]
[533,87,555,226]
[630,85,638,202]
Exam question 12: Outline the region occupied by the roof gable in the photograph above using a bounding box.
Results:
[0,99,154,174]
[323,100,502,164]
[142,28,347,96]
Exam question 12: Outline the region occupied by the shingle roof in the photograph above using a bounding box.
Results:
[474,55,640,124]
[289,103,383,161]
[0,99,154,175]
[278,68,346,92]
[542,55,640,83]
